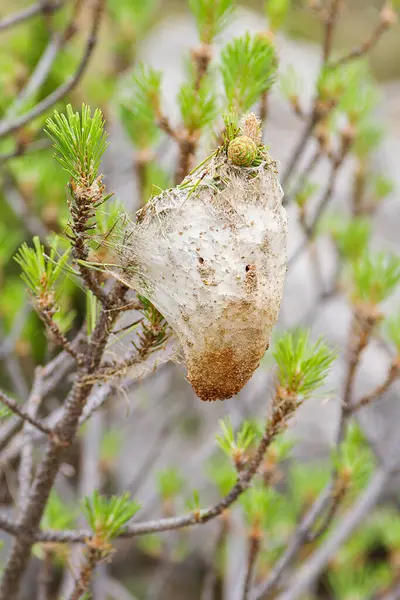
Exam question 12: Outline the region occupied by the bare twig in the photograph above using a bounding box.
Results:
[328,3,397,69]
[351,357,400,412]
[200,519,228,600]
[305,477,348,543]
[0,390,51,437]
[322,0,341,63]
[39,307,84,364]
[175,44,212,184]
[242,536,260,600]
[64,409,104,599]
[38,548,53,600]
[8,0,83,118]
[0,1,64,32]
[18,368,45,512]
[0,0,105,140]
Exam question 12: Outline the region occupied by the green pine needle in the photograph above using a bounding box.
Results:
[216,417,255,457]
[332,423,375,491]
[240,485,284,530]
[14,237,71,300]
[351,251,400,305]
[186,489,201,512]
[280,65,302,102]
[156,467,184,501]
[41,490,77,530]
[189,0,233,44]
[265,0,291,32]
[353,120,384,158]
[82,490,140,541]
[220,33,277,113]
[295,180,319,208]
[178,72,218,132]
[118,63,162,149]
[371,174,394,202]
[45,104,108,185]
[273,329,336,398]
[329,216,371,261]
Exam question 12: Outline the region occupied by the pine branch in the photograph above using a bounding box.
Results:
[242,536,261,600]
[328,4,397,69]
[0,279,127,600]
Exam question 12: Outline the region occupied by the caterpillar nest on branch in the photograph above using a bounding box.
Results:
[114,115,287,401]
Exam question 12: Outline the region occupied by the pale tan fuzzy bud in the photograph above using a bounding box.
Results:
[380,2,397,26]
[241,113,263,145]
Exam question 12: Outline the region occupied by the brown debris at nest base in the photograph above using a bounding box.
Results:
[185,299,275,401]
[186,343,261,401]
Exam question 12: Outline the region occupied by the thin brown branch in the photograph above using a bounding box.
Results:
[0,0,64,32]
[39,307,84,364]
[281,0,341,188]
[351,357,400,412]
[68,544,103,600]
[322,0,342,63]
[8,0,83,117]
[175,133,199,184]
[328,3,397,69]
[0,0,105,140]
[281,118,317,188]
[283,149,321,208]
[305,477,348,543]
[156,114,178,139]
[242,536,261,600]
[200,519,228,600]
[0,390,51,437]
[38,549,53,600]
[18,368,45,512]
[175,44,212,184]
[305,130,353,238]
[342,306,381,410]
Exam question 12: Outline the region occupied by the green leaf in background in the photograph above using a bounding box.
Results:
[351,251,400,305]
[117,63,162,149]
[265,0,291,32]
[273,329,336,399]
[189,0,234,44]
[82,490,140,541]
[220,33,277,113]
[178,72,218,132]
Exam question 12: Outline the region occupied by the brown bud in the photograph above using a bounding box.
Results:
[381,2,397,26]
